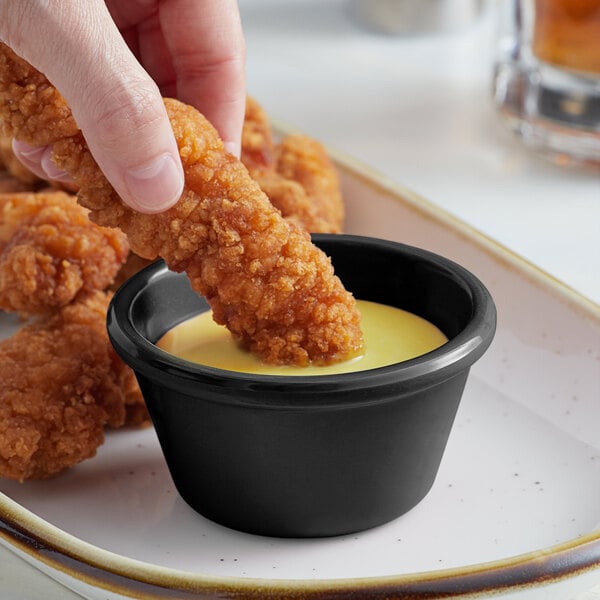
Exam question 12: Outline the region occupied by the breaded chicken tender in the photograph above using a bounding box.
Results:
[273,134,344,232]
[112,97,344,288]
[241,96,275,178]
[241,97,344,233]
[0,190,129,315]
[0,291,141,480]
[0,45,363,366]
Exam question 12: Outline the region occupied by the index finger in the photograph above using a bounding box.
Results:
[159,0,246,156]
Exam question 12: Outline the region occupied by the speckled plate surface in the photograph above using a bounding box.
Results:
[0,149,599,599]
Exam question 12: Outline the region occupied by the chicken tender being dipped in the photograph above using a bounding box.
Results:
[0,45,363,367]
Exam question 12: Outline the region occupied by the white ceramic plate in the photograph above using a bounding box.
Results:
[0,148,599,600]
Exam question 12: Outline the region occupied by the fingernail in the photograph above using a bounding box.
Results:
[124,154,184,213]
[13,141,45,160]
[41,149,75,185]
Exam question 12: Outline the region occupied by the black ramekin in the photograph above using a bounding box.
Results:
[107,234,496,538]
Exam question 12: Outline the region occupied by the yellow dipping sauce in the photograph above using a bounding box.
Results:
[156,300,448,376]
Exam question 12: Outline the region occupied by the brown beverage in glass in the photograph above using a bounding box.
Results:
[493,0,600,166]
[533,0,600,74]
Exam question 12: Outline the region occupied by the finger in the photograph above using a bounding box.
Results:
[0,1,184,214]
[12,140,76,185]
[159,0,246,156]
[108,3,178,94]
[131,12,178,97]
[10,140,48,181]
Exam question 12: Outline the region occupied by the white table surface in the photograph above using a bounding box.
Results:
[1,1,598,598]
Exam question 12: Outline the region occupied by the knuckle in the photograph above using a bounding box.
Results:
[86,78,164,153]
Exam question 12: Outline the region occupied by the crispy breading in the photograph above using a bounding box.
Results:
[0,45,363,366]
[241,97,344,233]
[272,134,344,232]
[255,171,333,233]
[0,291,142,480]
[0,190,129,315]
[241,96,275,178]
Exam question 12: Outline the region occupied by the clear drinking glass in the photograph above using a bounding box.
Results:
[492,0,600,166]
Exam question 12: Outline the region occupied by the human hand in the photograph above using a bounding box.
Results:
[0,0,246,213]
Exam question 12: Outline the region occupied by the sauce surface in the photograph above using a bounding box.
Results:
[156,300,448,376]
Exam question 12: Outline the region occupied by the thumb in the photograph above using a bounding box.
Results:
[1,2,184,214]
[79,78,185,214]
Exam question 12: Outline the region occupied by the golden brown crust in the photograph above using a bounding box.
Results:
[0,190,129,315]
[241,96,275,178]
[274,134,344,232]
[0,291,143,480]
[0,188,148,479]
[0,45,363,366]
[241,97,344,233]
[0,48,78,145]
